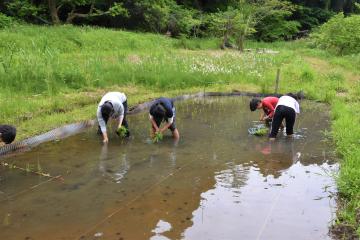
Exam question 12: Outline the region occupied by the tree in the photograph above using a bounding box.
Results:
[50,0,128,24]
[209,7,243,49]
[6,0,128,24]
[6,0,49,24]
[121,0,173,33]
[167,4,202,37]
[254,1,302,41]
[209,0,294,51]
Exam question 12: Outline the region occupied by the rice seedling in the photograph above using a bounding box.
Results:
[254,127,269,136]
[25,163,31,173]
[3,213,10,226]
[37,160,42,173]
[1,162,51,178]
[153,132,163,143]
[116,126,128,138]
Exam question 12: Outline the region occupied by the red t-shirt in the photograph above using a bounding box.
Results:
[261,97,279,118]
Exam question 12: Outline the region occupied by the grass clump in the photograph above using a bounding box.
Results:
[331,100,360,236]
[0,13,16,28]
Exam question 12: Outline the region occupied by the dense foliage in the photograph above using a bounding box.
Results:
[1,0,359,42]
[312,13,360,55]
[0,12,15,28]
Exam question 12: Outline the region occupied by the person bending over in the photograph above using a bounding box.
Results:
[97,92,130,143]
[0,125,16,146]
[250,96,279,123]
[269,94,300,140]
[149,97,180,140]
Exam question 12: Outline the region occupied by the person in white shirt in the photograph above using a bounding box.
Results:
[97,92,129,143]
[269,93,300,140]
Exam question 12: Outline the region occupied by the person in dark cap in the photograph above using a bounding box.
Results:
[97,92,129,143]
[149,97,179,140]
[0,125,16,145]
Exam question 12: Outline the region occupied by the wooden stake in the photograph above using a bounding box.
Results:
[275,68,280,94]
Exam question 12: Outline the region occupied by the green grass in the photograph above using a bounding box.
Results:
[331,100,360,237]
[0,24,360,236]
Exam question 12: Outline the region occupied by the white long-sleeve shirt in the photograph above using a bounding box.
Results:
[97,92,127,133]
[276,96,300,114]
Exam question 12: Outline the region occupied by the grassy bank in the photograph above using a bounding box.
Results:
[1,25,358,135]
[1,25,360,236]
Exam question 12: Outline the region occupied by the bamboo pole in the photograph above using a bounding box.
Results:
[275,68,280,94]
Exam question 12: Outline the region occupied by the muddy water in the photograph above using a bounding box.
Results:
[0,97,337,240]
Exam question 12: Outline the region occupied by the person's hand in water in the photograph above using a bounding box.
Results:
[103,134,109,144]
[149,116,160,136]
[263,115,270,121]
[259,112,265,121]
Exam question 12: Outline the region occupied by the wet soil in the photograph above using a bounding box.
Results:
[0,97,337,240]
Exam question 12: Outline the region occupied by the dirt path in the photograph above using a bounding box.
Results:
[304,56,360,83]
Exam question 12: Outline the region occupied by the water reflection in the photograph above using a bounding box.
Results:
[98,144,130,183]
[150,220,172,240]
[215,163,248,189]
[253,140,299,179]
[0,97,336,240]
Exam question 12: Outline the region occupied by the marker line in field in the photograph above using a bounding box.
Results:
[75,161,193,240]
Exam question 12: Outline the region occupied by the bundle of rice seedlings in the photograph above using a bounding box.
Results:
[153,132,163,143]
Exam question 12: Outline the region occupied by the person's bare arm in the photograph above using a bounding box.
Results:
[97,108,108,143]
[0,133,4,146]
[263,101,275,120]
[260,112,265,121]
[149,115,159,132]
[263,114,271,121]
[117,115,124,130]
[160,122,172,132]
[160,115,174,133]
[116,103,125,130]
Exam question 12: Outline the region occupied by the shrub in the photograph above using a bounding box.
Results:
[167,5,201,37]
[0,13,14,28]
[311,13,360,55]
[254,11,300,41]
[291,6,333,31]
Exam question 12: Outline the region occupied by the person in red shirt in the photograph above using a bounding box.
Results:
[250,97,279,122]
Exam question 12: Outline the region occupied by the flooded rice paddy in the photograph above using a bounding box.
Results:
[0,97,337,240]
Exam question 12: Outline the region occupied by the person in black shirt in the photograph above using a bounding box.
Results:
[149,97,180,140]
